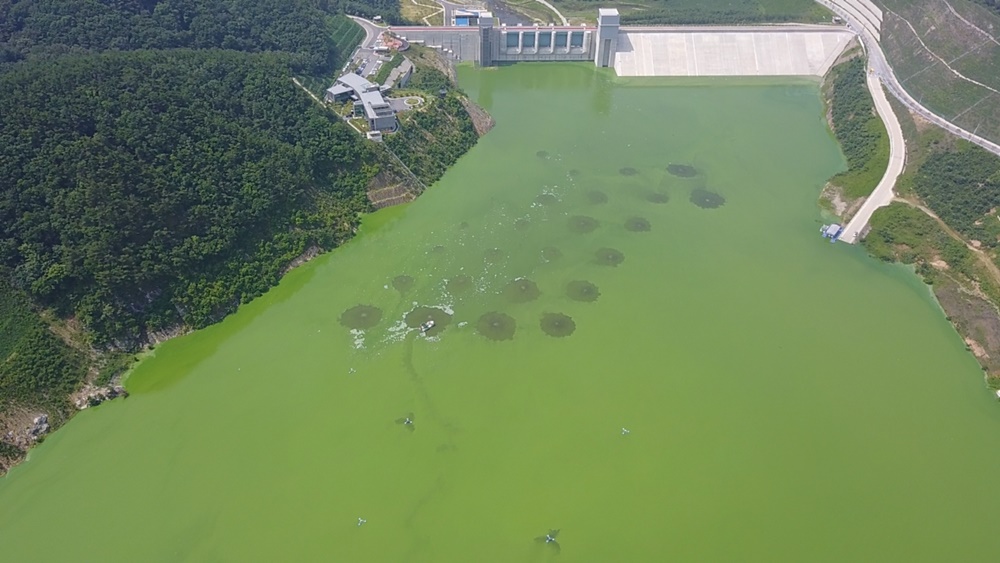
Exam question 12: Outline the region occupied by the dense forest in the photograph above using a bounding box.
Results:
[909,144,1000,241]
[0,49,375,347]
[0,0,352,72]
[0,0,381,463]
[826,56,890,198]
[0,0,485,469]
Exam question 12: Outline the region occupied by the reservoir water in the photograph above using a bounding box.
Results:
[3,64,1000,561]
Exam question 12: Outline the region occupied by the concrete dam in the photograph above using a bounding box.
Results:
[389,9,854,77]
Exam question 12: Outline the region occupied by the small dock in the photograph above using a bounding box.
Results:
[821,223,843,243]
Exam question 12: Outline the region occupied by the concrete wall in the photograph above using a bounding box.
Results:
[490,26,595,63]
[391,17,856,78]
[390,27,481,61]
[614,27,854,77]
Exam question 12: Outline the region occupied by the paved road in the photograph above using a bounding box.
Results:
[838,67,906,244]
[817,0,1000,243]
[533,0,568,26]
[437,0,470,24]
[348,15,386,49]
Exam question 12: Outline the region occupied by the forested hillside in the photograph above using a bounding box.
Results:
[826,56,889,199]
[0,0,381,467]
[387,62,479,185]
[0,50,375,347]
[0,0,343,72]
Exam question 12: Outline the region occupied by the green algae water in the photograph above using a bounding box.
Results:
[5,64,1000,561]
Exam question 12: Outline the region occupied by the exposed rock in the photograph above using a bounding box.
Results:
[29,414,49,438]
[74,384,129,410]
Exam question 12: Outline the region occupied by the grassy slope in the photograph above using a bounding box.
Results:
[877,0,1000,145]
[297,15,366,98]
[552,0,830,24]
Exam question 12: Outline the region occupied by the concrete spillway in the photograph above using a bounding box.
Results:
[614,27,854,77]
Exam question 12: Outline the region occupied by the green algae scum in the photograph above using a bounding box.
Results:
[6,64,1000,561]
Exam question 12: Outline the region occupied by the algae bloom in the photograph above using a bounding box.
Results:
[476,311,516,341]
[587,190,608,204]
[667,163,698,178]
[484,248,507,263]
[569,215,600,234]
[566,280,600,302]
[404,306,453,334]
[503,278,540,303]
[541,247,563,262]
[595,247,625,267]
[446,275,473,295]
[646,192,669,204]
[690,188,726,209]
[540,313,576,337]
[534,193,558,206]
[392,275,414,293]
[625,217,651,232]
[339,305,383,330]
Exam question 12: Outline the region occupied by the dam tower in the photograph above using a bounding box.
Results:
[594,8,619,67]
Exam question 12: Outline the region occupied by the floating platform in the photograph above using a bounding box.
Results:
[821,223,843,243]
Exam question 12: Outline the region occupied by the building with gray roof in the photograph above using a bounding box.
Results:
[325,72,398,132]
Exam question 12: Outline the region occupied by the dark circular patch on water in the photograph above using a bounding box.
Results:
[514,218,531,231]
[446,275,473,295]
[569,215,599,234]
[625,217,651,232]
[430,245,446,254]
[690,188,726,209]
[476,311,516,341]
[541,247,563,262]
[569,169,580,177]
[534,193,558,206]
[404,306,453,335]
[339,305,383,330]
[392,275,414,293]
[667,164,698,178]
[595,247,625,267]
[619,167,638,176]
[566,280,600,302]
[484,247,506,264]
[459,221,469,230]
[587,190,608,205]
[503,278,540,303]
[646,192,670,204]
[540,312,576,338]
[536,150,549,159]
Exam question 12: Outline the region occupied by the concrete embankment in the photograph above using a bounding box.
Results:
[614,26,854,77]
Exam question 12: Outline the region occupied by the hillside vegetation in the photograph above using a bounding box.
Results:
[0,280,85,411]
[878,0,1000,145]
[0,50,375,347]
[0,0,344,72]
[864,95,1000,386]
[0,0,402,470]
[387,58,479,186]
[552,0,829,25]
[826,56,890,199]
